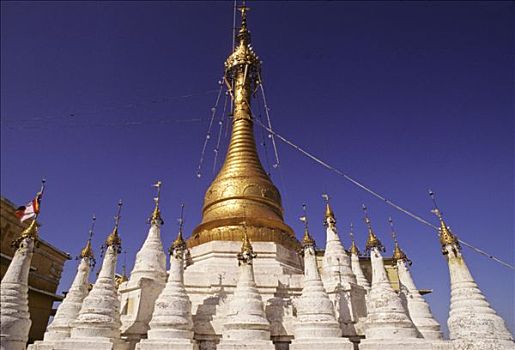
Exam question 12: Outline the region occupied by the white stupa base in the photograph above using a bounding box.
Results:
[136,338,198,350]
[290,337,354,350]
[359,338,434,350]
[0,338,27,350]
[217,339,275,350]
[430,341,456,350]
[452,339,514,350]
[42,337,130,350]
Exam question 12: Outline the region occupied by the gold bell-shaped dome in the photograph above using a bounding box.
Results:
[189,6,298,251]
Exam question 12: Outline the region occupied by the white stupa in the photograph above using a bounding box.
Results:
[0,220,37,350]
[321,200,357,289]
[320,200,367,336]
[433,206,513,350]
[120,182,168,346]
[388,218,443,340]
[290,215,354,350]
[57,202,128,350]
[218,230,275,350]
[136,214,198,350]
[29,218,97,349]
[348,224,371,291]
[359,207,432,350]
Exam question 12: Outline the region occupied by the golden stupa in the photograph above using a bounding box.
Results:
[189,7,299,251]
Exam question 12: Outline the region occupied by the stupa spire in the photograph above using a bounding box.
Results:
[190,1,298,251]
[30,216,97,346]
[387,218,443,340]
[291,207,354,350]
[137,212,197,350]
[1,180,45,350]
[149,181,164,226]
[388,218,410,265]
[319,196,357,289]
[429,191,513,349]
[348,223,370,290]
[80,215,96,264]
[218,224,274,350]
[119,185,167,344]
[68,201,127,349]
[362,205,384,253]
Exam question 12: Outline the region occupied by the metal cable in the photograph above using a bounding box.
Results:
[213,91,229,174]
[253,118,514,270]
[258,74,280,168]
[196,81,224,178]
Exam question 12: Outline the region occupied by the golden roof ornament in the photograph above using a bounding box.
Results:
[238,227,257,265]
[348,223,360,256]
[104,200,123,254]
[149,181,164,226]
[389,217,411,265]
[362,205,385,253]
[429,190,461,254]
[300,204,315,248]
[170,204,187,254]
[79,215,97,268]
[224,2,260,82]
[322,193,336,227]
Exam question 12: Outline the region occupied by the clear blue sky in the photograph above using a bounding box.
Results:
[1,1,513,335]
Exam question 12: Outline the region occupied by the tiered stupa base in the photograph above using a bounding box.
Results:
[291,338,354,350]
[136,339,198,350]
[43,338,129,350]
[359,338,435,350]
[217,339,275,350]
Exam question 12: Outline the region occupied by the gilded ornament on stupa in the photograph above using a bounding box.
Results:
[429,190,461,253]
[348,223,360,256]
[189,4,299,251]
[149,181,164,226]
[388,217,411,265]
[363,205,385,253]
[12,219,39,249]
[104,200,123,254]
[238,229,257,265]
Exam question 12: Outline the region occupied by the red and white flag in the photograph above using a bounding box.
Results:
[15,193,42,222]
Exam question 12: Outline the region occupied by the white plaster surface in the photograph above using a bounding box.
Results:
[396,259,443,340]
[444,244,513,350]
[29,257,94,350]
[362,247,420,341]
[351,252,370,291]
[0,237,34,350]
[51,245,128,350]
[290,244,353,350]
[120,223,167,344]
[321,221,357,290]
[136,246,197,350]
[217,253,274,350]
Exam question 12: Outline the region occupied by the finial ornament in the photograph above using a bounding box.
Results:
[322,193,336,227]
[170,203,187,255]
[149,181,164,226]
[105,200,123,254]
[79,215,96,267]
[225,0,260,92]
[238,227,257,265]
[389,217,411,265]
[300,204,315,248]
[349,223,360,256]
[429,190,460,254]
[12,179,46,248]
[362,204,385,253]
